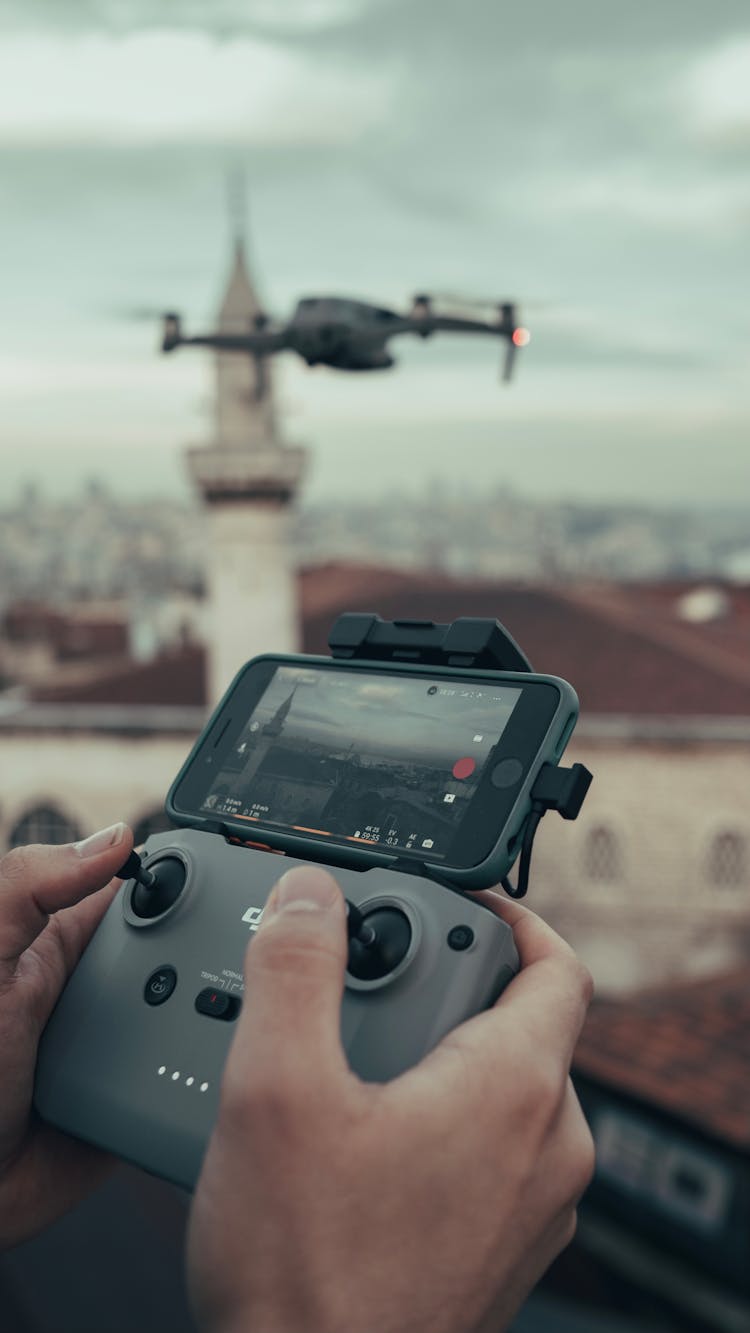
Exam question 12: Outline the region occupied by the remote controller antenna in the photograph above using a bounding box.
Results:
[116,850,156,892]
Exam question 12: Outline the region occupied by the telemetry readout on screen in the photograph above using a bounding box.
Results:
[200,666,522,858]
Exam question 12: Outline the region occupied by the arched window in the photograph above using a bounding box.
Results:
[707,830,748,889]
[9,804,82,850]
[582,825,623,884]
[131,808,175,847]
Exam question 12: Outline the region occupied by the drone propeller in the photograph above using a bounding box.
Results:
[502,340,516,383]
[431,291,555,311]
[431,291,500,309]
[101,304,172,323]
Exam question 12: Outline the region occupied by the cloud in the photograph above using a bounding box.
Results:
[536,166,750,234]
[0,0,370,36]
[684,35,750,145]
[7,1,746,58]
[0,29,393,145]
[0,0,747,513]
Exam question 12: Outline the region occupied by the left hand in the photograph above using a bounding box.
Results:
[0,823,133,1249]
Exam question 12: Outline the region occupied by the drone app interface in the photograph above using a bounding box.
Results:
[200,666,522,859]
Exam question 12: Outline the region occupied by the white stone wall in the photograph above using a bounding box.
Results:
[205,502,300,704]
[531,738,750,993]
[215,349,275,450]
[0,729,747,997]
[0,732,193,845]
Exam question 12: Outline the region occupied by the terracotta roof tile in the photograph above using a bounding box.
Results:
[574,968,750,1150]
[18,568,750,716]
[301,568,750,717]
[32,645,206,708]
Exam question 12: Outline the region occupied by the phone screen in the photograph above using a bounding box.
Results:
[194,664,523,861]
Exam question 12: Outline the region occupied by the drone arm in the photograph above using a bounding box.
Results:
[173,331,287,354]
[427,315,507,336]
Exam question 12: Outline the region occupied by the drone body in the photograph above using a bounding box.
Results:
[162,294,529,395]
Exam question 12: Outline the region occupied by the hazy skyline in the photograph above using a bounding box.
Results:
[1,1,748,507]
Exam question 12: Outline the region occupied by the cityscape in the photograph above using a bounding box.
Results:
[1,477,747,614]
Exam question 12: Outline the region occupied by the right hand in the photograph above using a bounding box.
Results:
[188,868,595,1333]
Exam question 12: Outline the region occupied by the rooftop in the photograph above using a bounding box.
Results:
[574,966,750,1151]
[3,568,750,722]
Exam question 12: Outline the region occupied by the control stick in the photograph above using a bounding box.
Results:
[117,850,186,920]
[346,899,412,981]
[117,850,155,890]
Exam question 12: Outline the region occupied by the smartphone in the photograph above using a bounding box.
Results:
[167,654,579,889]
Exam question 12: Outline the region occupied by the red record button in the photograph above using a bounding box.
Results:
[452,757,477,781]
[195,988,240,1021]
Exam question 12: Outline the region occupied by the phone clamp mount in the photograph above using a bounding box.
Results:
[328,611,535,673]
[329,613,592,898]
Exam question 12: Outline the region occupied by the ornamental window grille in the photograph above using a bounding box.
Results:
[9,804,82,850]
[582,824,623,884]
[707,830,748,888]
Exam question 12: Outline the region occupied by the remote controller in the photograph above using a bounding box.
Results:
[35,828,519,1190]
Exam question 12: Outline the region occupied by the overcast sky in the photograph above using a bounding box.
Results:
[1,1,748,506]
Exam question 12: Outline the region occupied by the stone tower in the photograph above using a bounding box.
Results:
[186,239,306,704]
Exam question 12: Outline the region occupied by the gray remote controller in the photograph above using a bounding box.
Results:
[35,829,519,1191]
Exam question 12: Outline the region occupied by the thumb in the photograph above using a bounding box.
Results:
[230,866,350,1094]
[0,823,133,979]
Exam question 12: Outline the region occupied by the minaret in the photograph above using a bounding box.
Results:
[236,687,297,791]
[186,235,306,704]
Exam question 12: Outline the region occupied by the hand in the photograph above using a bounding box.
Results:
[0,823,133,1249]
[188,868,594,1333]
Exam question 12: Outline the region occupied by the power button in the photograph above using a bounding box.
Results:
[144,966,177,1006]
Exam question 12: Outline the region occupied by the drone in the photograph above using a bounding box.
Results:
[160,294,530,397]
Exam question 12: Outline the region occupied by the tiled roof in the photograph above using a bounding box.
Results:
[3,600,129,660]
[300,567,750,718]
[17,567,750,717]
[32,644,206,707]
[574,968,750,1150]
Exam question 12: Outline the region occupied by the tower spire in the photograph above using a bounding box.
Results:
[213,172,272,444]
[184,191,307,702]
[226,167,247,254]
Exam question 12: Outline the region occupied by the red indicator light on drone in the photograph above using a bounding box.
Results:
[512,327,531,348]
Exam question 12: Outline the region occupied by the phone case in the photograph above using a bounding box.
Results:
[166,654,580,890]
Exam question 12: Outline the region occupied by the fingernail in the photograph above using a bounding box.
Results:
[75,823,127,858]
[269,867,340,916]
